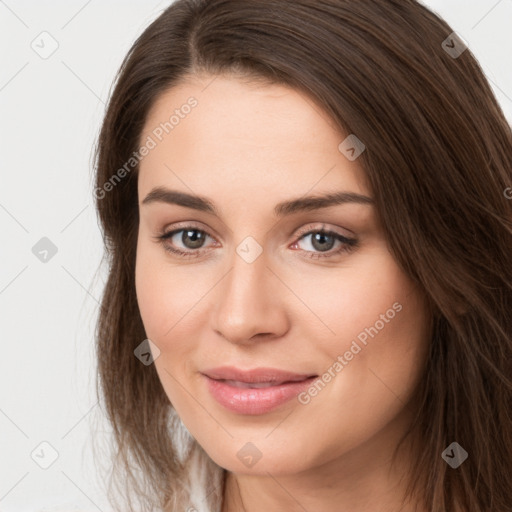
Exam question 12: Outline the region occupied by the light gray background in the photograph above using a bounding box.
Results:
[1,1,511,510]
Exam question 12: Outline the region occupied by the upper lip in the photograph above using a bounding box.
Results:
[201,366,317,384]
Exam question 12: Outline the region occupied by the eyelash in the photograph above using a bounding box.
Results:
[153,223,358,260]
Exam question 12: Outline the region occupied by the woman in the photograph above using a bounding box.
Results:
[92,1,512,511]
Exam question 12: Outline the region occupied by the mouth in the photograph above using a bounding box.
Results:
[201,365,317,384]
[201,368,318,415]
[213,378,313,389]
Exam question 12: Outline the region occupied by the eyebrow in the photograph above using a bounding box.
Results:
[141,187,374,217]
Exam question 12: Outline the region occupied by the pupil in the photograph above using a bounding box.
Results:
[183,230,204,249]
[312,233,334,252]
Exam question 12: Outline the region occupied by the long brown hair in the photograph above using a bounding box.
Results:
[92,1,512,510]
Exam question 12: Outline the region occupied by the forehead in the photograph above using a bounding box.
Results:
[143,73,340,141]
[137,74,370,206]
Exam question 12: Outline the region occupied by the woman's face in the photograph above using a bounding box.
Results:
[135,74,430,478]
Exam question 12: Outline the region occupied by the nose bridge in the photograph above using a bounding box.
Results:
[212,239,286,343]
[221,242,270,318]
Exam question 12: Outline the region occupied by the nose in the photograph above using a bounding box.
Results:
[211,247,290,345]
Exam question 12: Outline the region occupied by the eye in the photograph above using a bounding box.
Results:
[291,225,358,259]
[154,224,217,258]
[153,223,358,260]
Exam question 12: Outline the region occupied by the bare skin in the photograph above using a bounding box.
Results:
[135,73,430,512]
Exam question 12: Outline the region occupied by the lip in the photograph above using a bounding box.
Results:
[201,366,316,384]
[201,366,318,415]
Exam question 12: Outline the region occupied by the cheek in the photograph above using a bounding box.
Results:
[135,249,166,338]
[285,248,421,351]
[135,246,201,404]
[334,271,429,417]
[135,240,212,356]
[135,237,181,347]
[293,264,429,461]
[292,250,429,408]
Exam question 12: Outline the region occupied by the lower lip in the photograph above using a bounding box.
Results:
[203,374,317,415]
